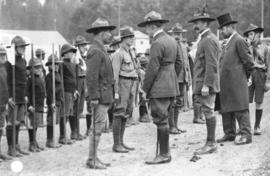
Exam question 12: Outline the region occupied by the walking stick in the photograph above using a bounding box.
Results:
[76,62,80,139]
[156,128,159,157]
[59,45,67,145]
[91,105,96,169]
[52,44,57,147]
[31,44,37,150]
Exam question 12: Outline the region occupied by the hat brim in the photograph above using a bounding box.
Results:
[172,29,188,33]
[243,27,264,37]
[16,43,30,47]
[74,41,91,46]
[62,48,77,56]
[188,17,216,23]
[110,40,122,47]
[121,34,135,39]
[218,21,238,29]
[45,61,62,66]
[137,19,169,27]
[86,26,116,33]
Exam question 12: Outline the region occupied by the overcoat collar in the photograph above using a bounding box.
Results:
[93,39,107,53]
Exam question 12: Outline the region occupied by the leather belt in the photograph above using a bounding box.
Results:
[119,75,138,81]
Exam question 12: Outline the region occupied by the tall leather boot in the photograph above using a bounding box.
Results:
[46,125,61,148]
[112,116,128,153]
[0,129,12,160]
[69,116,77,140]
[6,126,21,157]
[174,107,186,133]
[145,124,171,164]
[85,114,92,137]
[139,105,150,123]
[121,118,134,151]
[59,118,73,145]
[168,106,180,134]
[15,125,29,155]
[254,109,262,135]
[193,103,205,124]
[195,117,217,155]
[86,135,107,169]
[28,129,39,152]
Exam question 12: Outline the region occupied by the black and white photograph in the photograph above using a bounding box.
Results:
[0,0,270,175]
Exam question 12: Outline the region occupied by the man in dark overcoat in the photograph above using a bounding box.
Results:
[138,11,181,164]
[216,13,254,145]
[85,18,115,169]
[188,9,220,155]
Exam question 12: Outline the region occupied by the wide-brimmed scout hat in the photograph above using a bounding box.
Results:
[74,35,91,46]
[46,54,62,66]
[110,36,122,47]
[11,35,30,47]
[27,57,43,69]
[0,45,7,54]
[188,6,215,23]
[35,48,45,56]
[137,11,169,27]
[170,23,187,33]
[216,13,238,29]
[61,44,77,57]
[120,27,135,39]
[243,24,264,37]
[86,18,116,34]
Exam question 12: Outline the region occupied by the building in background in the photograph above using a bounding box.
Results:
[134,30,150,54]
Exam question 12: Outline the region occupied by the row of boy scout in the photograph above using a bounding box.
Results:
[0,8,269,170]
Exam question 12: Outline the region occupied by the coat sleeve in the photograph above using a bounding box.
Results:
[27,77,32,107]
[175,44,183,77]
[111,51,122,94]
[264,47,270,84]
[236,38,254,77]
[45,75,53,106]
[142,42,161,95]
[5,62,12,99]
[203,37,220,88]
[86,49,102,100]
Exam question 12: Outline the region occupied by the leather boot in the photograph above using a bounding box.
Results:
[195,117,217,155]
[139,105,150,123]
[59,118,73,145]
[121,118,135,151]
[46,126,62,148]
[168,106,180,135]
[28,129,39,152]
[69,116,77,140]
[85,114,91,137]
[193,103,205,124]
[112,116,128,153]
[16,125,29,155]
[174,107,186,133]
[254,109,262,135]
[87,135,108,169]
[145,125,171,165]
[0,129,12,160]
[6,126,22,157]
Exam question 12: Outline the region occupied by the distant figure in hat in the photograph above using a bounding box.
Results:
[26,58,46,152]
[0,45,12,161]
[244,24,270,135]
[73,35,91,140]
[5,35,30,157]
[169,23,191,135]
[45,54,63,148]
[35,48,46,78]
[138,11,182,164]
[85,18,116,169]
[59,43,78,145]
[216,13,254,145]
[111,26,138,154]
[188,6,220,155]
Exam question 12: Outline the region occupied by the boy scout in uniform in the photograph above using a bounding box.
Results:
[138,11,181,164]
[112,27,137,153]
[0,46,12,161]
[45,54,63,148]
[244,24,270,135]
[5,36,30,157]
[188,8,220,155]
[73,35,90,140]
[27,58,46,152]
[60,44,78,145]
[85,18,115,169]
